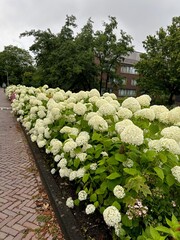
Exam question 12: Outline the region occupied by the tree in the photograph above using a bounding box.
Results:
[94,16,134,94]
[135,16,180,105]
[0,45,34,86]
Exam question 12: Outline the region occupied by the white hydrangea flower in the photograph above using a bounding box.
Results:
[44,128,51,139]
[60,126,79,137]
[114,223,122,237]
[50,139,63,155]
[161,126,180,142]
[69,171,77,181]
[66,197,74,208]
[148,139,162,152]
[37,93,48,101]
[122,159,134,168]
[53,91,65,102]
[54,155,61,162]
[117,107,133,119]
[98,103,116,116]
[76,153,87,162]
[38,110,46,119]
[51,168,56,175]
[84,112,98,121]
[150,105,169,120]
[23,121,31,130]
[30,134,37,142]
[37,139,47,148]
[171,166,180,183]
[95,99,108,108]
[113,185,125,199]
[88,89,100,98]
[122,97,141,113]
[115,119,134,134]
[158,111,170,124]
[78,190,88,201]
[168,107,180,124]
[30,106,39,114]
[50,107,61,120]
[85,204,96,215]
[77,167,86,178]
[88,115,108,132]
[90,163,98,171]
[82,143,92,152]
[57,158,67,168]
[76,131,90,146]
[101,151,108,157]
[120,124,144,146]
[63,139,77,153]
[160,138,180,155]
[75,90,88,101]
[103,206,121,227]
[59,167,72,178]
[149,138,180,155]
[88,96,100,104]
[136,94,151,107]
[134,108,155,121]
[73,102,87,115]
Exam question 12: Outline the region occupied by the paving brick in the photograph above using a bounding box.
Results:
[0,89,64,240]
[0,212,8,220]
[23,221,39,230]
[1,226,18,236]
[0,231,8,239]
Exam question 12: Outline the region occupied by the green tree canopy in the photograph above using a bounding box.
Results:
[135,16,180,105]
[21,15,134,93]
[0,45,34,86]
[94,16,134,94]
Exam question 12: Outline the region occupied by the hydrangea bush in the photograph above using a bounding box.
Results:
[6,85,180,239]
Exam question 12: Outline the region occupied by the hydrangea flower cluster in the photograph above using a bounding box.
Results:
[6,84,180,239]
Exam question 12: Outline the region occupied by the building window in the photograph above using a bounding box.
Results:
[131,79,137,86]
[118,89,136,97]
[121,66,137,74]
[122,78,127,85]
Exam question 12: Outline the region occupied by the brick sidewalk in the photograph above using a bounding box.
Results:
[0,88,63,240]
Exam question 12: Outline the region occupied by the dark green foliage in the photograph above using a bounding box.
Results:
[0,45,34,86]
[135,16,180,105]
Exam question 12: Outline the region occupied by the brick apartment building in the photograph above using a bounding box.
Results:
[101,51,141,97]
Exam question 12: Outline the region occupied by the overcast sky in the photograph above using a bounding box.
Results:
[0,0,180,53]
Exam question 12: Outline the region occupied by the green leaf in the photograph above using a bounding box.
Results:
[112,201,121,210]
[107,178,122,191]
[155,226,171,234]
[122,215,132,227]
[94,201,99,208]
[107,156,119,165]
[106,172,121,180]
[95,166,106,174]
[74,158,80,168]
[90,193,97,202]
[95,188,105,195]
[158,152,167,163]
[92,132,102,141]
[115,153,126,162]
[123,168,139,176]
[82,173,90,183]
[145,150,157,161]
[149,123,159,134]
[74,199,80,206]
[154,167,164,181]
[166,174,175,186]
[150,226,160,239]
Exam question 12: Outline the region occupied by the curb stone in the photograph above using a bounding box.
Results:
[21,126,85,240]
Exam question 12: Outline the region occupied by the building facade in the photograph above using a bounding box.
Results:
[101,51,141,97]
